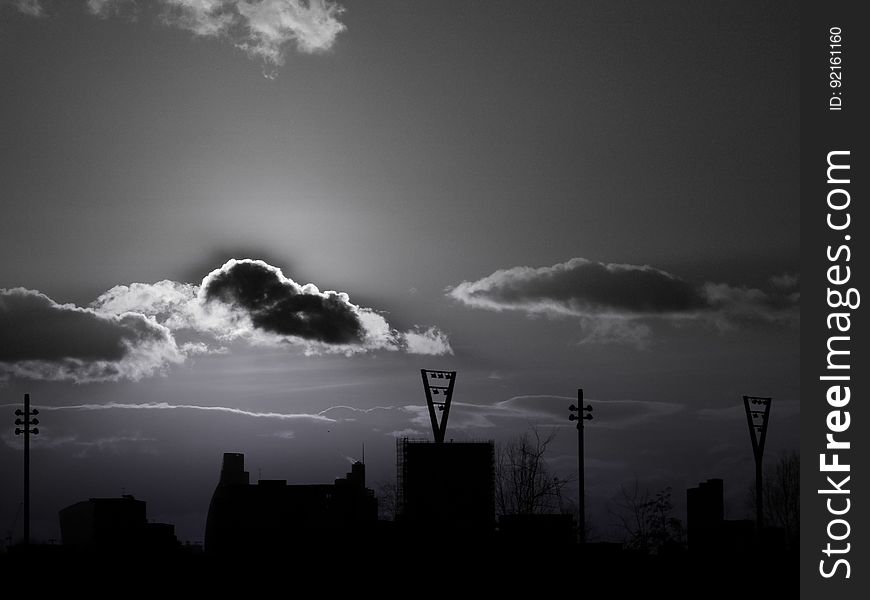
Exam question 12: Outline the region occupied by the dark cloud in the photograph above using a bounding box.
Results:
[93,259,452,355]
[0,258,450,384]
[448,258,799,335]
[0,288,183,383]
[202,260,366,344]
[179,246,295,286]
[451,258,706,316]
[0,288,161,362]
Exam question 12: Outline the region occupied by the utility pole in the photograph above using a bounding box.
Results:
[14,393,39,546]
[743,395,771,535]
[569,389,593,544]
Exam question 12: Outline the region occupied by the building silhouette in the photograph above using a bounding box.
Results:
[59,495,179,554]
[396,438,495,537]
[686,478,753,554]
[204,452,377,555]
[686,478,724,552]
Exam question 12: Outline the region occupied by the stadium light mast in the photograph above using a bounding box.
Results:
[569,389,593,544]
[420,369,457,443]
[14,393,39,546]
[743,395,772,534]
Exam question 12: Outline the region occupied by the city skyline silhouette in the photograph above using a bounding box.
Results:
[1,1,798,587]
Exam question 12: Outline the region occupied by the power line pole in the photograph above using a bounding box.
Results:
[569,389,593,544]
[14,393,39,547]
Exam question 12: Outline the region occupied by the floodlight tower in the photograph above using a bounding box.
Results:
[743,395,772,533]
[13,393,39,546]
[420,369,457,443]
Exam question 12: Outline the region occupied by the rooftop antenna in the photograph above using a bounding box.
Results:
[420,369,457,443]
[361,443,365,465]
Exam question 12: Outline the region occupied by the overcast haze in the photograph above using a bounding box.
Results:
[1,0,799,544]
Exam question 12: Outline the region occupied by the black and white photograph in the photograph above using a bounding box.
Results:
[0,1,863,593]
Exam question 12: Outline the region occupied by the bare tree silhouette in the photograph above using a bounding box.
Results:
[748,451,799,548]
[495,427,571,516]
[611,481,684,554]
[375,479,399,521]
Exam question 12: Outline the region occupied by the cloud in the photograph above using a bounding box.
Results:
[401,326,453,356]
[696,400,799,421]
[95,258,452,357]
[496,395,684,430]
[294,394,685,443]
[0,288,185,383]
[8,0,44,16]
[30,401,336,421]
[577,318,652,349]
[769,273,799,290]
[449,258,705,317]
[93,280,199,329]
[13,1,346,77]
[318,405,398,417]
[259,430,296,439]
[388,428,426,438]
[86,0,137,19]
[161,0,345,75]
[395,395,683,433]
[1,258,449,383]
[201,259,368,344]
[448,257,799,341]
[160,0,238,36]
[233,0,346,58]
[701,281,800,326]
[1,431,158,453]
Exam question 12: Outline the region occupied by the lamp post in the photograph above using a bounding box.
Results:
[569,389,593,544]
[14,393,39,547]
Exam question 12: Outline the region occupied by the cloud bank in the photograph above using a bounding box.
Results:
[1,258,450,383]
[95,259,452,356]
[0,288,184,383]
[448,257,799,345]
[12,0,346,76]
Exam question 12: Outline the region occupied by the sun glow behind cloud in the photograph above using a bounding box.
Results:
[0,258,451,383]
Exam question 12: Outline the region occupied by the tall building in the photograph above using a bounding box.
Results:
[59,495,179,553]
[686,478,724,552]
[204,452,377,555]
[396,438,495,537]
[686,478,753,554]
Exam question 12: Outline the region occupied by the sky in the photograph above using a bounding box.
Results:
[0,0,799,544]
